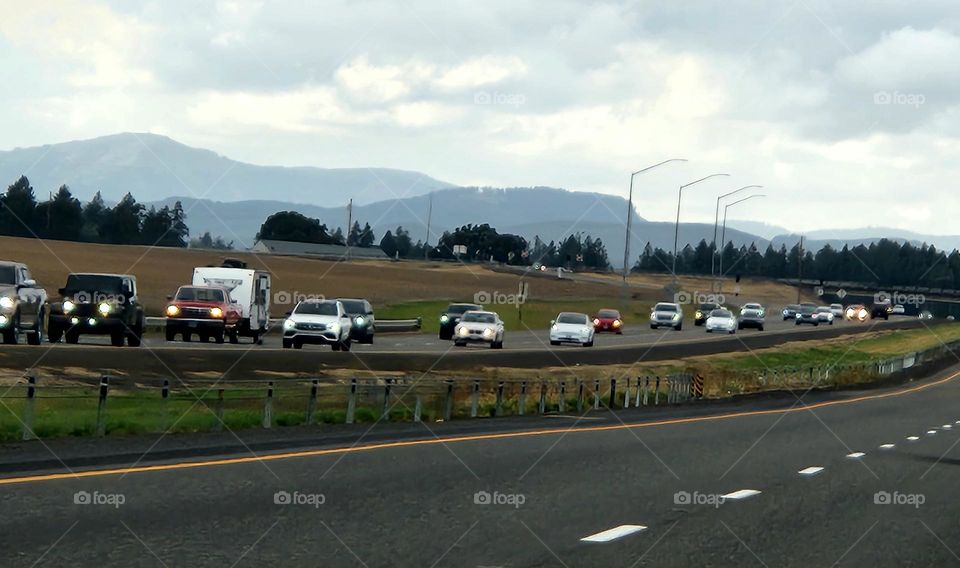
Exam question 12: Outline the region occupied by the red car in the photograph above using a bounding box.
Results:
[593,308,624,334]
[165,285,242,343]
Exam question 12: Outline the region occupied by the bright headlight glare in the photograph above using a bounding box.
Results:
[210,307,224,318]
[354,316,364,326]
[0,315,7,326]
[672,313,680,321]
[613,319,622,327]
[440,315,449,323]
[551,324,558,331]
[63,300,76,313]
[98,302,112,316]
[458,327,468,336]
[166,305,180,316]
[483,328,494,338]
[283,319,295,330]
[330,322,340,333]
[0,297,14,310]
[593,318,601,326]
[696,311,703,319]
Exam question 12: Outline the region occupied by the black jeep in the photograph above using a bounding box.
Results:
[48,273,144,346]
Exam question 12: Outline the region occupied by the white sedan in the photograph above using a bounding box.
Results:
[453,310,504,349]
[705,309,737,334]
[550,312,595,347]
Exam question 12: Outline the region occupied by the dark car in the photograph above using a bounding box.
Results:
[0,261,48,345]
[695,303,721,326]
[782,304,800,320]
[48,273,144,346]
[871,300,892,320]
[795,303,819,326]
[439,303,483,339]
[335,298,376,344]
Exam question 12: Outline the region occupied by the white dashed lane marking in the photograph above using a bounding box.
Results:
[722,489,762,501]
[846,452,866,459]
[907,436,920,441]
[580,525,647,543]
[927,430,937,436]
[798,466,824,476]
[879,444,895,450]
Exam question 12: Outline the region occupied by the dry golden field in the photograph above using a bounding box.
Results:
[0,236,807,316]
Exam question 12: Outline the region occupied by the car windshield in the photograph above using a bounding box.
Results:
[831,304,843,308]
[295,302,338,316]
[0,266,16,285]
[800,305,816,313]
[462,312,495,323]
[338,299,367,313]
[557,313,587,324]
[597,309,620,318]
[699,303,718,310]
[711,309,732,318]
[787,305,799,310]
[64,274,123,293]
[447,304,481,315]
[816,307,830,313]
[743,304,762,310]
[176,287,225,302]
[655,304,678,312]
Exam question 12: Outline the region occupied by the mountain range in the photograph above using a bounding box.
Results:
[3,132,960,267]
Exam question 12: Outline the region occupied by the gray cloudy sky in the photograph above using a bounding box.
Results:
[2,0,959,233]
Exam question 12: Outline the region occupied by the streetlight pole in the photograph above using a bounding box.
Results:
[672,173,730,277]
[719,194,766,277]
[621,158,686,281]
[712,185,762,278]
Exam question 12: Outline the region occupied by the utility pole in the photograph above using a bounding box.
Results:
[424,192,433,260]
[346,199,353,259]
[796,235,804,303]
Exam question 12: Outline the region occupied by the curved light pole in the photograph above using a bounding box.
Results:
[622,158,687,280]
[712,185,763,277]
[719,193,766,277]
[672,173,730,277]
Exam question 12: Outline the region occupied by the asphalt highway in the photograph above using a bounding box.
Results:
[0,317,927,377]
[2,364,960,566]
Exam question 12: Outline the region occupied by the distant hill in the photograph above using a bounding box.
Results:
[770,228,960,253]
[0,132,453,205]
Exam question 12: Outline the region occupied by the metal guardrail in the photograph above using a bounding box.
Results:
[143,316,422,332]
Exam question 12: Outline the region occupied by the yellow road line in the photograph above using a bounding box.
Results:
[2,368,957,486]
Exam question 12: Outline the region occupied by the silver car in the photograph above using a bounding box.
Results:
[650,302,683,331]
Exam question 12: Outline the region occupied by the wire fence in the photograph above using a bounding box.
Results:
[3,339,959,441]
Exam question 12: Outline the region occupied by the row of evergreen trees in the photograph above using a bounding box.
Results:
[635,238,960,289]
[0,176,190,247]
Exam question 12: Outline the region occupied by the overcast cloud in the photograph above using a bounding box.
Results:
[2,0,960,233]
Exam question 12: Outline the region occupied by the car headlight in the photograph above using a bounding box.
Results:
[593,318,601,326]
[0,296,14,310]
[551,324,558,331]
[166,305,180,317]
[796,313,801,319]
[329,322,340,333]
[63,300,76,314]
[672,313,680,321]
[483,328,494,338]
[283,319,296,330]
[98,302,112,316]
[354,316,365,326]
[649,313,656,321]
[613,319,622,327]
[440,315,449,323]
[210,307,224,318]
[758,310,765,317]
[696,311,703,319]
[458,327,468,336]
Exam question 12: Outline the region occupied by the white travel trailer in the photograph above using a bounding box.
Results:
[192,260,271,343]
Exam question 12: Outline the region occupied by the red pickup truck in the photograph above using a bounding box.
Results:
[164,285,242,343]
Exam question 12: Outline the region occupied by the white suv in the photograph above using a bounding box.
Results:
[282,299,353,350]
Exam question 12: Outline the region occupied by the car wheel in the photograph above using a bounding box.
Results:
[27,310,43,345]
[795,321,800,326]
[758,325,764,331]
[454,340,465,347]
[332,342,341,351]
[65,330,79,344]
[229,331,239,344]
[675,324,682,331]
[165,328,176,342]
[729,329,735,334]
[214,331,225,344]
[294,340,303,350]
[48,325,62,343]
[282,339,292,349]
[650,324,657,329]
[813,322,819,327]
[584,340,594,347]
[127,330,142,347]
[341,338,351,352]
[110,332,125,347]
[2,312,20,345]
[616,331,622,335]
[364,335,374,344]
[550,340,559,346]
